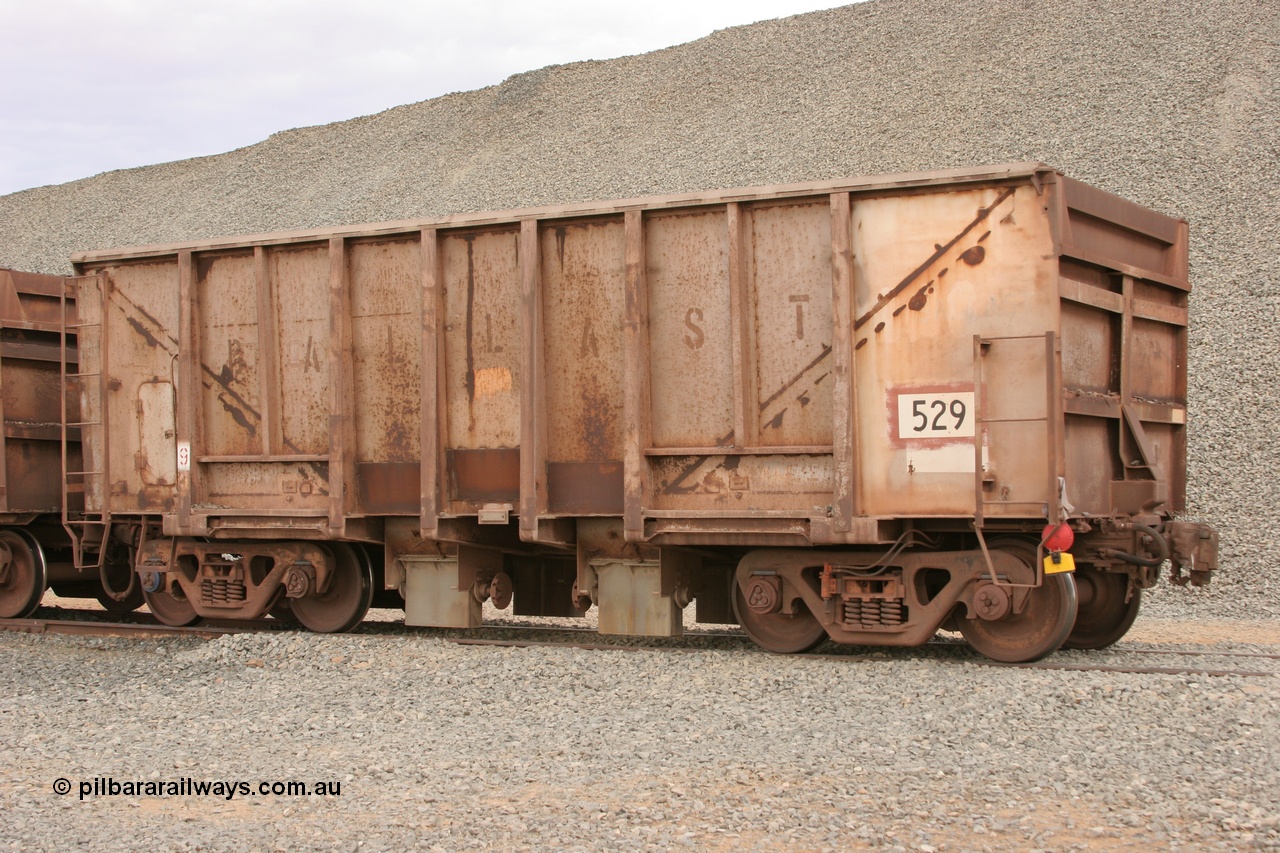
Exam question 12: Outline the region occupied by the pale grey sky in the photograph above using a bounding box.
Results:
[0,0,853,195]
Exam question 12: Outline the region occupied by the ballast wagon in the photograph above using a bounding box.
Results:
[54,162,1215,661]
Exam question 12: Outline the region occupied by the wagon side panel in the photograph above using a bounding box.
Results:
[349,237,423,515]
[194,243,333,514]
[540,217,627,515]
[441,227,523,514]
[640,199,837,525]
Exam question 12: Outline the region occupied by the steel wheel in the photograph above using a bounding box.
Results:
[1062,567,1140,650]
[960,543,1077,663]
[291,543,373,633]
[142,581,200,626]
[97,545,144,614]
[0,528,48,618]
[268,596,300,625]
[732,561,828,654]
[97,585,144,614]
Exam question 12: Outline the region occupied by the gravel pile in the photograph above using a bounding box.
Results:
[2,629,1277,852]
[1,0,1276,619]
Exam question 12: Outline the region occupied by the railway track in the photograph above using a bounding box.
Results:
[2,610,1276,679]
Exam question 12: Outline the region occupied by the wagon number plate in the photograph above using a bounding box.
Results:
[896,392,976,440]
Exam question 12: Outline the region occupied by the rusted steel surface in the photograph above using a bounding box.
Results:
[272,246,331,456]
[0,269,75,515]
[749,200,834,448]
[82,261,180,517]
[356,461,420,514]
[349,238,421,467]
[447,447,520,502]
[546,461,624,514]
[0,616,251,639]
[645,207,733,449]
[534,215,628,530]
[197,251,264,458]
[0,268,74,327]
[442,228,521,453]
[69,162,1195,562]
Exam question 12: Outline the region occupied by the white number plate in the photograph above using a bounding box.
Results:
[896,392,975,440]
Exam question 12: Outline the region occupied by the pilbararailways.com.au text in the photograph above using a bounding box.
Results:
[53,777,342,801]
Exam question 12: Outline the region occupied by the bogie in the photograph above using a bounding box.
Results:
[726,543,1083,663]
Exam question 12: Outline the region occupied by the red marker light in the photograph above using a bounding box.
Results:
[1042,523,1074,552]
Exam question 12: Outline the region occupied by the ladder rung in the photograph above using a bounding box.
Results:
[60,309,110,556]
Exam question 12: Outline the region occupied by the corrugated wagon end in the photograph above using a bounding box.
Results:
[1043,173,1219,639]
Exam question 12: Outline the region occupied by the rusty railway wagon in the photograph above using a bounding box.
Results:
[34,162,1216,662]
[0,268,139,618]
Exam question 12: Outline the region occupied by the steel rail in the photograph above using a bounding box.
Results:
[970,659,1277,678]
[0,616,250,639]
[449,637,1276,677]
[1,614,1275,678]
